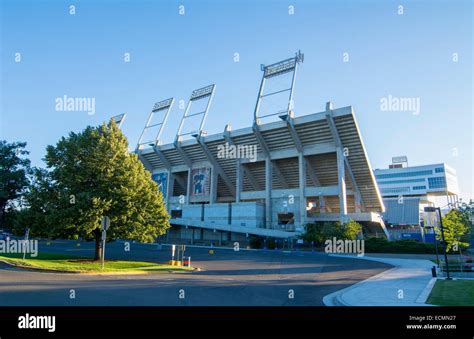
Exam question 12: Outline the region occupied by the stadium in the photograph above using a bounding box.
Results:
[135,51,389,246]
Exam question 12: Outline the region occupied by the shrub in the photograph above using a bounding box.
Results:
[365,237,436,254]
[249,237,263,249]
[302,220,363,245]
[266,238,277,250]
[301,223,324,244]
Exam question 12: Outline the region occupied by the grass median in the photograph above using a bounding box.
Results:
[427,279,474,306]
[0,252,194,274]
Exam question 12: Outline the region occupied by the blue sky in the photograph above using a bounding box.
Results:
[1,0,472,201]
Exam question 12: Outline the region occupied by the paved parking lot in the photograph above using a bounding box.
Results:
[0,240,391,306]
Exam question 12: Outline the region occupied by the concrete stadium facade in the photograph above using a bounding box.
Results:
[136,53,389,245]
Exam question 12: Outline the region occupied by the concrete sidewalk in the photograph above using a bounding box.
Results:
[323,255,436,306]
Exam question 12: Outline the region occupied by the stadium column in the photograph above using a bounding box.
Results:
[298,153,306,228]
[336,147,348,221]
[210,166,218,203]
[236,160,241,203]
[187,168,192,204]
[265,157,272,229]
[355,191,362,213]
[319,193,326,213]
[166,170,174,211]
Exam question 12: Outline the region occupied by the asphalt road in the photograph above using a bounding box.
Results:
[0,240,391,306]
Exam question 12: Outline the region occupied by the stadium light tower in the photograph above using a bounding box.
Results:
[253,50,304,125]
[136,98,174,150]
[111,113,127,129]
[175,84,215,143]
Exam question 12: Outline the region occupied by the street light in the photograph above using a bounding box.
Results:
[423,212,440,267]
[424,206,451,280]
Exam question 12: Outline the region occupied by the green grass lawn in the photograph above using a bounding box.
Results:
[427,279,474,306]
[0,252,193,274]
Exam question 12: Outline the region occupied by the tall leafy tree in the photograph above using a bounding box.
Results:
[0,141,31,229]
[302,220,363,244]
[23,120,170,260]
[438,209,470,252]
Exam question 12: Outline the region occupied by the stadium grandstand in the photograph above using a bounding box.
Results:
[135,51,389,245]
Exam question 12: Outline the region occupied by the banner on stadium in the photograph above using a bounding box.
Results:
[191,167,211,196]
[152,172,168,199]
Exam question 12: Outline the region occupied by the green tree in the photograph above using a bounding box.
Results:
[0,141,31,230]
[13,168,57,238]
[458,200,474,246]
[301,222,324,244]
[438,209,470,252]
[302,219,363,245]
[20,120,170,260]
[340,219,363,240]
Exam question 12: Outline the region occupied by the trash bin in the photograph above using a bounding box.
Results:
[431,266,437,278]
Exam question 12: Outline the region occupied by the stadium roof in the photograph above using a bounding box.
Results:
[137,104,385,213]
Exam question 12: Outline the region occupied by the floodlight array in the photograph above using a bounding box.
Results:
[111,113,126,128]
[153,98,174,112]
[190,84,215,101]
[264,58,297,78]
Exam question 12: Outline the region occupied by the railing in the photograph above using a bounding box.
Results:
[270,224,296,232]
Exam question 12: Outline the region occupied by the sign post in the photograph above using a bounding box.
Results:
[23,228,30,260]
[101,216,110,270]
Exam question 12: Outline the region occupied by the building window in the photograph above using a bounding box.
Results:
[278,213,294,225]
[377,178,425,185]
[412,185,426,190]
[171,210,183,219]
[375,170,433,180]
[381,187,410,194]
[428,177,446,189]
[435,167,444,173]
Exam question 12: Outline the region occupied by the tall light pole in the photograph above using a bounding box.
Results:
[425,224,440,267]
[424,206,451,280]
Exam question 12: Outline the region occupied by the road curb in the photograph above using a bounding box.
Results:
[323,254,435,306]
[0,258,198,275]
[323,266,399,306]
[415,277,437,304]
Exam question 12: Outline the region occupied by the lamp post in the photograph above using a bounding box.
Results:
[432,228,440,267]
[424,206,451,280]
[423,216,440,266]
